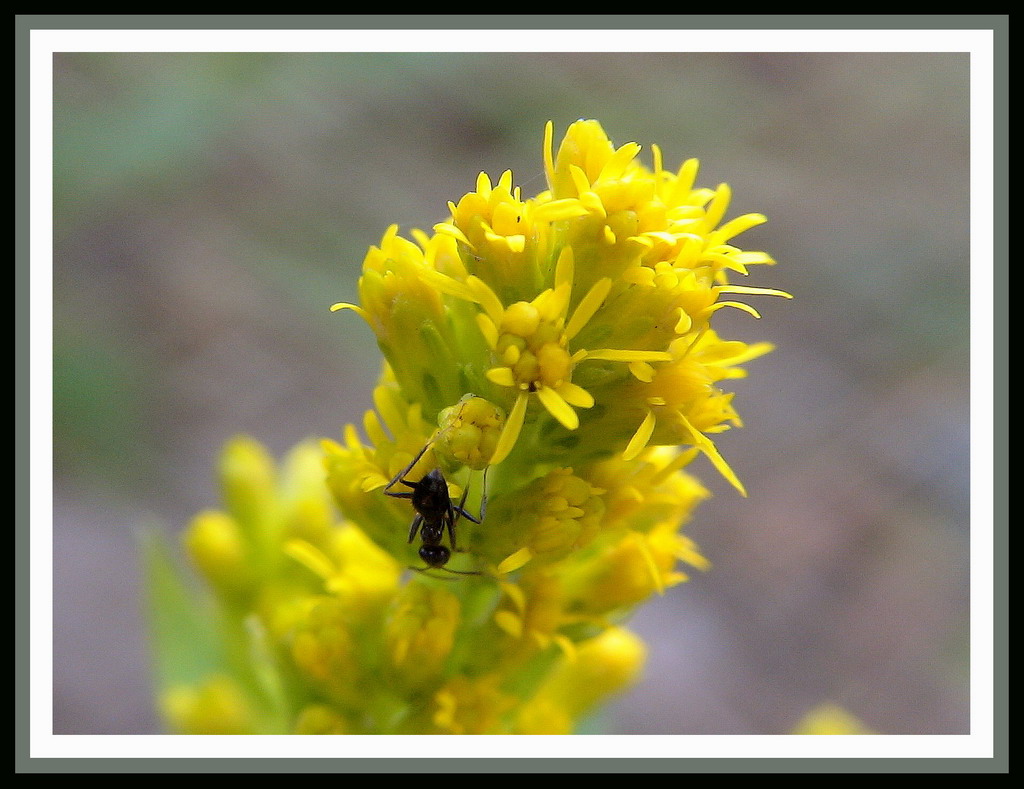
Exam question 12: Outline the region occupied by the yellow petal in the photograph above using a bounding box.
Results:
[283,539,335,581]
[476,313,499,348]
[569,164,591,197]
[490,392,528,465]
[634,533,666,596]
[628,361,654,382]
[585,349,673,363]
[536,386,579,430]
[329,302,370,323]
[485,366,517,388]
[499,580,527,613]
[709,212,767,245]
[494,610,524,638]
[554,246,575,291]
[466,276,505,326]
[543,120,555,191]
[679,413,747,496]
[497,546,534,575]
[552,633,577,662]
[564,277,612,341]
[598,141,642,183]
[419,267,477,301]
[623,410,656,461]
[556,381,594,408]
[703,182,732,230]
[716,284,793,300]
[674,308,692,334]
[706,300,762,319]
[532,199,590,223]
[433,221,474,249]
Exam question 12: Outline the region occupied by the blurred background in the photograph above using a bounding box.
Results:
[51,49,971,735]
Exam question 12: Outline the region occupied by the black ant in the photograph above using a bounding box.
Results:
[383,441,487,576]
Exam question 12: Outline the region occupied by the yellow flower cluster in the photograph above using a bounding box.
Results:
[334,120,787,489]
[157,120,785,735]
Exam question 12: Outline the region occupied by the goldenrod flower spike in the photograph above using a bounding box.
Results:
[153,120,785,735]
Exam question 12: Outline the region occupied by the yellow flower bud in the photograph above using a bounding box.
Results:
[519,627,646,729]
[182,509,252,596]
[435,394,506,470]
[161,675,255,735]
[385,583,461,688]
[293,704,351,734]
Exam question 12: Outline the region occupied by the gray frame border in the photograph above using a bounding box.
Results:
[17,14,1008,774]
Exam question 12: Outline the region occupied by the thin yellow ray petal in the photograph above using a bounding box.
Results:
[585,349,673,363]
[716,341,775,366]
[329,302,370,322]
[649,447,701,486]
[556,381,594,408]
[466,276,506,325]
[552,634,577,662]
[433,221,474,249]
[599,142,642,183]
[623,409,657,461]
[476,313,499,348]
[716,285,793,299]
[677,157,699,192]
[359,472,389,492]
[554,246,575,291]
[283,539,335,581]
[569,164,591,197]
[363,409,389,448]
[710,212,768,244]
[475,170,493,197]
[678,414,747,496]
[628,361,655,382]
[532,199,590,223]
[703,250,749,275]
[564,277,612,340]
[674,308,693,334]
[497,546,534,575]
[535,386,579,430]
[703,182,732,230]
[543,120,555,190]
[539,281,571,322]
[485,366,517,388]
[419,267,477,301]
[490,392,528,465]
[499,580,527,612]
[633,533,666,596]
[731,250,777,267]
[494,610,524,638]
[706,300,762,319]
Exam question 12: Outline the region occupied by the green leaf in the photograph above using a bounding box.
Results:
[137,523,223,694]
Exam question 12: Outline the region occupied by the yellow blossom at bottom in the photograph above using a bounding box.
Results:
[160,676,256,735]
[792,704,875,734]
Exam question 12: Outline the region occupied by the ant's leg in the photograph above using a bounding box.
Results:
[478,465,489,522]
[383,439,434,498]
[451,482,482,523]
[447,483,472,550]
[407,514,424,544]
[452,467,486,524]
